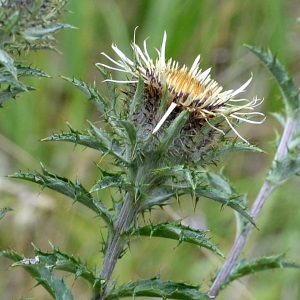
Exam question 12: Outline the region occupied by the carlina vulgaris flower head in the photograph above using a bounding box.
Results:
[97,30,265,146]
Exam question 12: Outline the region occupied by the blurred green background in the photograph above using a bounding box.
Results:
[1,0,300,299]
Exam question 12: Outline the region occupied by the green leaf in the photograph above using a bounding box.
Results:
[16,64,50,78]
[62,77,110,114]
[9,164,113,225]
[117,119,137,147]
[22,23,74,41]
[0,74,28,90]
[42,127,108,151]
[31,0,44,15]
[218,253,300,290]
[90,174,128,193]
[116,119,137,163]
[204,172,233,194]
[204,172,250,235]
[61,77,111,115]
[142,187,177,210]
[177,167,199,191]
[104,276,210,300]
[0,49,17,78]
[61,76,93,97]
[0,64,47,106]
[245,45,299,116]
[201,140,263,163]
[156,110,189,154]
[271,112,286,127]
[129,76,144,118]
[194,186,254,226]
[1,250,75,300]
[88,121,129,164]
[29,243,104,293]
[95,64,117,108]
[157,87,170,117]
[127,221,224,257]
[197,115,224,136]
[88,83,110,113]
[41,123,128,164]
[267,155,300,184]
[1,10,20,33]
[161,168,253,225]
[153,165,203,198]
[0,85,35,107]
[0,206,13,220]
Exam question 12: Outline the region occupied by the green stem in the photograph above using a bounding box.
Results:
[92,193,141,300]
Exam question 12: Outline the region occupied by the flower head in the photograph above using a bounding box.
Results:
[98,31,264,144]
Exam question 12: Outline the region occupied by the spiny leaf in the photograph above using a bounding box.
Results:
[172,166,202,195]
[129,76,144,118]
[267,155,300,184]
[9,164,112,225]
[204,172,233,194]
[88,121,117,150]
[41,124,128,164]
[194,186,254,226]
[200,171,251,234]
[61,76,93,97]
[0,65,44,105]
[162,169,253,225]
[1,250,74,300]
[104,275,210,300]
[16,64,50,78]
[245,45,299,115]
[141,187,177,210]
[90,174,129,193]
[62,77,110,114]
[0,49,17,78]
[28,243,104,293]
[218,253,300,290]
[31,0,45,15]
[1,10,20,34]
[126,221,224,257]
[22,23,74,41]
[115,119,137,163]
[153,165,203,199]
[117,119,137,147]
[156,110,189,154]
[42,128,109,151]
[197,115,224,136]
[0,74,28,90]
[88,121,129,164]
[0,85,35,107]
[0,206,13,220]
[202,140,263,163]
[88,83,110,113]
[157,87,170,117]
[95,64,117,108]
[271,112,286,127]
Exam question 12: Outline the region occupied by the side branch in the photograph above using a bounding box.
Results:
[209,116,298,297]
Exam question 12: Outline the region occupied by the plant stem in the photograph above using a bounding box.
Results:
[209,181,275,296]
[92,193,140,300]
[209,116,297,297]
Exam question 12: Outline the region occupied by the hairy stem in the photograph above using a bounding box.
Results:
[209,117,297,297]
[92,193,140,300]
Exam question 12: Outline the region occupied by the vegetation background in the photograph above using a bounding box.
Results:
[1,0,300,299]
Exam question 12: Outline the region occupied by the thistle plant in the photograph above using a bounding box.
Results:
[1,9,300,300]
